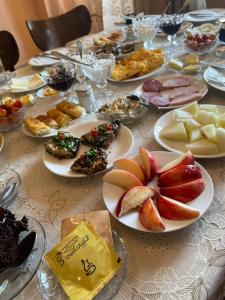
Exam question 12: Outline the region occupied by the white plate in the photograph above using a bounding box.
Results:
[36,88,60,100]
[10,74,46,93]
[184,10,221,23]
[154,104,225,158]
[0,133,4,152]
[135,74,208,109]
[28,57,59,67]
[22,103,86,138]
[103,151,214,233]
[203,67,225,92]
[108,64,165,83]
[43,120,134,177]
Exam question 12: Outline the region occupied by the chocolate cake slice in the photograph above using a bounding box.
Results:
[0,208,28,269]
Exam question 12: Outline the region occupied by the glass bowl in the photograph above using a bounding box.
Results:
[0,169,21,208]
[37,230,127,300]
[91,96,147,124]
[0,216,46,300]
[0,105,25,132]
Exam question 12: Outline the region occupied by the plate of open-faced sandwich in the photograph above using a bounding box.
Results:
[42,120,134,177]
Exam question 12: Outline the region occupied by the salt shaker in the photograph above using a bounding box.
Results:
[75,82,96,113]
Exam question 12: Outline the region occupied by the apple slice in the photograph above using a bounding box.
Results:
[139,147,157,182]
[114,158,145,183]
[158,164,202,187]
[216,127,225,152]
[196,110,219,127]
[189,128,203,142]
[116,186,156,217]
[157,151,194,175]
[156,195,200,220]
[160,122,188,141]
[181,101,199,116]
[160,178,205,203]
[103,170,143,190]
[201,124,216,142]
[185,139,219,155]
[139,198,165,231]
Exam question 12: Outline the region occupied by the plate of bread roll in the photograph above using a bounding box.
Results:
[22,100,85,138]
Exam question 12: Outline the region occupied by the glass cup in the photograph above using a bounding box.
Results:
[160,14,184,46]
[133,16,159,49]
[40,61,77,103]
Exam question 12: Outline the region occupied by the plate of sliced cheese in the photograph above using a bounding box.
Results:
[10,74,45,93]
[22,100,85,138]
[154,101,225,158]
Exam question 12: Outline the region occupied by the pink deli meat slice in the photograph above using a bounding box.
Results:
[162,77,191,89]
[169,86,199,99]
[169,93,202,106]
[142,79,163,92]
[141,92,170,107]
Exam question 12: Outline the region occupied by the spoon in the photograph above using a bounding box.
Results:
[127,95,150,108]
[0,231,36,274]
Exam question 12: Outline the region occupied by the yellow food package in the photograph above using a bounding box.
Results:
[44,221,121,300]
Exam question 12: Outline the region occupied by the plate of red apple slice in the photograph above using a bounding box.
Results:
[103,149,214,232]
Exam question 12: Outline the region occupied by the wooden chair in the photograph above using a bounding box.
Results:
[0,31,19,71]
[26,5,91,51]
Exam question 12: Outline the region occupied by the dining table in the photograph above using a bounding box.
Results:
[2,15,225,300]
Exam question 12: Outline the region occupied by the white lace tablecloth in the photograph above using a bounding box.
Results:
[2,46,225,300]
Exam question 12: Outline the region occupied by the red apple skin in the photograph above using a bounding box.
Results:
[157,151,194,175]
[160,178,205,203]
[158,165,202,187]
[115,191,127,217]
[156,195,200,220]
[139,198,165,231]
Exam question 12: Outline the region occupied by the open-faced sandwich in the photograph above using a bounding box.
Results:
[71,148,107,175]
[45,132,81,159]
[80,120,121,149]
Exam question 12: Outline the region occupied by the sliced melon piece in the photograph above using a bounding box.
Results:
[216,127,225,152]
[173,109,193,122]
[160,123,188,141]
[189,128,203,142]
[200,104,219,115]
[196,110,219,127]
[201,124,216,142]
[184,119,201,134]
[219,112,225,128]
[185,139,219,155]
[181,101,199,116]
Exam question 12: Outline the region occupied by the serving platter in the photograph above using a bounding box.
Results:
[43,120,134,178]
[154,105,225,158]
[203,67,225,93]
[10,74,46,93]
[0,132,4,152]
[135,74,208,109]
[103,151,214,233]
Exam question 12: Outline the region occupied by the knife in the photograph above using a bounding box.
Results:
[200,60,225,69]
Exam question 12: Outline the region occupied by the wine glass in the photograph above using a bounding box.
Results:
[83,53,115,97]
[160,14,184,46]
[40,61,78,103]
[133,16,159,49]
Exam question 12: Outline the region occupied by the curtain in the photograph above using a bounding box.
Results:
[0,0,102,66]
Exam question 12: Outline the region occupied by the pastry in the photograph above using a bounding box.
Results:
[47,108,72,127]
[23,117,50,136]
[80,120,121,149]
[71,148,107,175]
[56,101,83,119]
[45,132,81,159]
[36,115,59,129]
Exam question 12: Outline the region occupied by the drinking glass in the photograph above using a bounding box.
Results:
[40,61,77,103]
[133,16,159,49]
[83,53,115,97]
[160,14,184,46]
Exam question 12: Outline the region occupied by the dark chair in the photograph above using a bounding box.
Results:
[0,31,19,71]
[26,5,91,51]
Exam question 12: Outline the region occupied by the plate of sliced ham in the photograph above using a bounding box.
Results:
[135,75,208,109]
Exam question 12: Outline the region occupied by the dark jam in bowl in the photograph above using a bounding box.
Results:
[48,77,74,91]
[160,22,182,35]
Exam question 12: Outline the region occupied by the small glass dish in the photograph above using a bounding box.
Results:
[0,216,46,300]
[37,230,127,300]
[0,169,21,208]
[91,96,147,125]
[0,106,25,132]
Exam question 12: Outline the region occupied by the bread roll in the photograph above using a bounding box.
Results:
[23,117,50,136]
[47,108,72,127]
[56,101,83,119]
[36,115,59,129]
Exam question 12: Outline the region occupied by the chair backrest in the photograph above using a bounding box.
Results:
[26,5,91,51]
[0,31,19,71]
